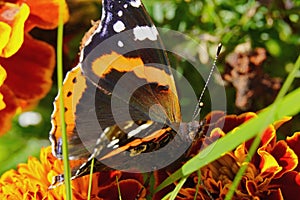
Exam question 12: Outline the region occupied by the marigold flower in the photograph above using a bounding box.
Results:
[0,0,69,135]
[0,146,146,199]
[154,112,300,200]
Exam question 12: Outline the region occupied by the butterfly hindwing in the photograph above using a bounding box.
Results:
[50,65,101,159]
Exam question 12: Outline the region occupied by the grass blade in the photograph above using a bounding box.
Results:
[116,176,123,200]
[162,176,188,200]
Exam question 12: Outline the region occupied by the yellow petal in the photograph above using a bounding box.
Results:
[0,93,5,110]
[0,65,7,110]
[0,65,6,86]
[273,116,292,130]
[0,3,30,57]
[258,150,282,174]
[0,22,11,54]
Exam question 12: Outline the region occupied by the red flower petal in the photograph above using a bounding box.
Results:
[271,171,300,200]
[0,34,55,108]
[23,0,69,31]
[0,85,18,135]
[260,125,277,149]
[214,112,256,133]
[153,170,174,200]
[271,141,298,178]
[286,132,300,171]
[97,179,145,200]
[204,111,226,124]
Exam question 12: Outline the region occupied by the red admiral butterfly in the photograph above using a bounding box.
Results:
[50,0,221,186]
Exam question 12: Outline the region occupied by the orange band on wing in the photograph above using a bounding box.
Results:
[99,127,171,161]
[91,51,176,92]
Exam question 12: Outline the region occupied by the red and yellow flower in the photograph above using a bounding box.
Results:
[154,112,300,200]
[0,0,69,135]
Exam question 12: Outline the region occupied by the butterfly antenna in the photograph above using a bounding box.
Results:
[192,43,222,121]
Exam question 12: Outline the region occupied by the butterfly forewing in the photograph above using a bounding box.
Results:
[80,0,181,124]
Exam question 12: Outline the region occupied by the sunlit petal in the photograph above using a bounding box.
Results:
[0,2,29,57]
[24,0,69,31]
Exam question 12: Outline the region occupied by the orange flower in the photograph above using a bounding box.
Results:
[154,112,300,200]
[0,0,69,135]
[0,146,146,199]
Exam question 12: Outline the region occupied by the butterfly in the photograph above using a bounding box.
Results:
[49,0,218,186]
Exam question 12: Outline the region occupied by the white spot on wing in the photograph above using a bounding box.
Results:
[130,0,141,8]
[124,4,128,8]
[96,126,111,145]
[113,20,126,33]
[128,121,153,138]
[79,49,84,62]
[117,10,123,17]
[118,40,124,47]
[133,25,158,41]
[107,139,120,148]
[124,121,135,130]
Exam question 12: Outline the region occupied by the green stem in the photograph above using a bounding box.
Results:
[57,2,72,200]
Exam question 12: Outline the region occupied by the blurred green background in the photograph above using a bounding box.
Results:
[0,0,299,175]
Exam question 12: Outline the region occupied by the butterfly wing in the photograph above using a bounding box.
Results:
[50,65,96,159]
[50,0,181,160]
[80,0,181,125]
